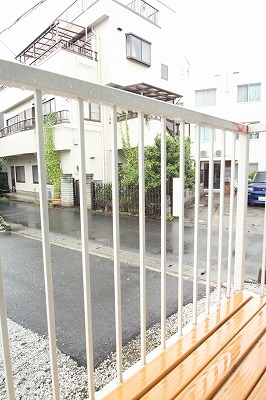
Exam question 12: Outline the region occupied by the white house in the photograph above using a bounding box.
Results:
[0,0,182,203]
[181,70,266,189]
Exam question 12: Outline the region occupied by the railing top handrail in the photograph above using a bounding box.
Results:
[0,59,248,134]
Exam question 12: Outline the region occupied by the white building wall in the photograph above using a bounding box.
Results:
[182,70,266,174]
[0,0,181,195]
[0,130,36,158]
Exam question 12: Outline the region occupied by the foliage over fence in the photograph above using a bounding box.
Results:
[92,181,172,216]
[119,127,195,189]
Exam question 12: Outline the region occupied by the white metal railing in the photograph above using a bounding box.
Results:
[0,58,265,399]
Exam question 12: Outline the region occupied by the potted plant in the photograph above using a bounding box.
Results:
[44,113,62,205]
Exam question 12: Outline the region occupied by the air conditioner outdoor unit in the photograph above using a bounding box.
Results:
[200,150,208,157]
[215,150,222,157]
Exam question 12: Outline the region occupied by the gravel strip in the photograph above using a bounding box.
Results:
[1,282,264,399]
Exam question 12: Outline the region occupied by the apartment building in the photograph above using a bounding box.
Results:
[0,0,181,203]
[181,70,266,189]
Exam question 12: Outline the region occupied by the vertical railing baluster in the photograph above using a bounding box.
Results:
[161,117,167,349]
[138,112,146,365]
[227,132,236,297]
[206,127,214,313]
[34,89,60,399]
[260,196,266,297]
[0,255,15,400]
[77,99,95,399]
[178,121,185,335]
[217,130,226,305]
[111,106,123,382]
[234,132,249,290]
[193,124,200,325]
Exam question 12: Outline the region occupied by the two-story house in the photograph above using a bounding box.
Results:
[0,0,182,203]
[181,70,266,190]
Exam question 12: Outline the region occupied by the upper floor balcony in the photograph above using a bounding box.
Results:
[0,110,69,138]
[58,0,159,25]
[15,19,98,66]
[123,0,159,24]
[0,59,265,399]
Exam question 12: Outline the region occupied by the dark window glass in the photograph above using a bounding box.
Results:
[15,166,25,183]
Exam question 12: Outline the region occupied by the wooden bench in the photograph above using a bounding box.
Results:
[103,292,266,400]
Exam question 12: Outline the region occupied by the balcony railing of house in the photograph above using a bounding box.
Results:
[0,110,69,138]
[56,0,159,26]
[126,0,159,24]
[0,59,265,399]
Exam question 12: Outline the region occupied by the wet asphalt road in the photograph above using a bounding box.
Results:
[0,232,206,367]
[0,200,264,282]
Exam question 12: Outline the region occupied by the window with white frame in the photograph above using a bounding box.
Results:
[15,166,25,183]
[126,34,151,66]
[195,89,216,106]
[83,102,101,122]
[237,83,261,102]
[161,64,168,80]
[200,126,216,142]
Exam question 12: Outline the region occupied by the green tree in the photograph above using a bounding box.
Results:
[145,134,195,188]
[120,133,195,188]
[44,113,62,199]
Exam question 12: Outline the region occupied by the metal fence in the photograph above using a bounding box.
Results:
[92,181,172,216]
[0,59,265,400]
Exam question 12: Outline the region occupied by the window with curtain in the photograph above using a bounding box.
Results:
[200,126,216,142]
[83,102,101,122]
[195,89,216,106]
[237,83,261,102]
[126,33,151,66]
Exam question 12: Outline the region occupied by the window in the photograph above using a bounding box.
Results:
[15,166,25,183]
[195,89,216,106]
[237,83,261,102]
[249,163,258,176]
[32,165,39,184]
[200,126,216,142]
[161,64,168,80]
[126,34,151,66]
[83,102,101,122]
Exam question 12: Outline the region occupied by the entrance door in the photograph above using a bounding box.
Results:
[10,166,16,192]
[203,162,221,189]
[213,163,221,189]
[73,179,80,206]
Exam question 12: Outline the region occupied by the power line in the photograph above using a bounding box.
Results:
[0,0,48,37]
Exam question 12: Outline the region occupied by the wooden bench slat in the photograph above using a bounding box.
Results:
[173,305,266,400]
[246,371,266,399]
[212,333,266,399]
[141,299,265,400]
[102,292,251,400]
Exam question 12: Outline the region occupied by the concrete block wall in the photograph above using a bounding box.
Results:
[86,174,93,209]
[61,174,74,207]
